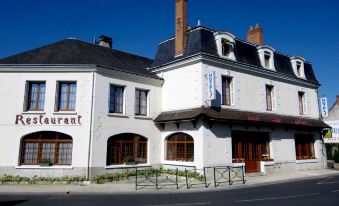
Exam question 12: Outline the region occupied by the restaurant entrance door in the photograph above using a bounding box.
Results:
[232,131,270,173]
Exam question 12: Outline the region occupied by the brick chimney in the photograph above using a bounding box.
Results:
[175,0,187,56]
[247,23,263,46]
[336,95,339,106]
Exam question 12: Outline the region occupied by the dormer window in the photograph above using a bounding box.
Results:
[291,57,305,79]
[214,31,236,61]
[257,45,275,70]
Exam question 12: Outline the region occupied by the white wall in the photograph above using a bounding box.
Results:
[159,62,203,111]
[0,71,93,168]
[203,63,320,118]
[90,70,162,168]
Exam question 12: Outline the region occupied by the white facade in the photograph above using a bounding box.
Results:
[0,28,327,178]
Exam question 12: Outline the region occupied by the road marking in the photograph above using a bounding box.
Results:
[332,190,339,193]
[234,193,320,203]
[317,181,339,185]
[147,203,211,206]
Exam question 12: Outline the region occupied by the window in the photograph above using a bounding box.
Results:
[296,62,302,77]
[295,134,315,160]
[166,133,194,162]
[21,131,73,165]
[222,76,233,106]
[264,51,271,68]
[298,91,307,115]
[266,85,275,111]
[291,57,305,78]
[135,89,148,116]
[109,85,124,113]
[57,82,76,111]
[222,39,232,57]
[26,82,45,111]
[107,133,147,165]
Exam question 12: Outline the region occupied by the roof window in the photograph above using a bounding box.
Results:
[291,57,306,79]
[257,45,275,70]
[214,31,236,61]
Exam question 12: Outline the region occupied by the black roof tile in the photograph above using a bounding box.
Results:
[0,39,160,79]
[151,26,319,84]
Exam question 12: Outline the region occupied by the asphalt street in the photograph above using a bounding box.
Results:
[1,174,339,206]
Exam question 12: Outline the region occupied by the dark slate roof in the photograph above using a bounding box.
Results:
[154,107,329,129]
[151,26,318,84]
[0,39,160,79]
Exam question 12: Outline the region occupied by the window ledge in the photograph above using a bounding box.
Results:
[296,159,319,164]
[232,162,245,167]
[21,111,46,115]
[134,116,153,120]
[107,113,129,118]
[260,161,275,166]
[53,112,77,115]
[15,165,73,170]
[105,164,151,169]
[162,160,195,167]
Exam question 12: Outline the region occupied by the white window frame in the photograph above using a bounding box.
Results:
[221,75,235,106]
[291,57,306,79]
[258,45,275,70]
[298,91,308,115]
[266,85,276,111]
[214,31,236,61]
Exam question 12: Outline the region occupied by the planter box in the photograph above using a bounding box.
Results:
[39,163,51,167]
[124,162,135,166]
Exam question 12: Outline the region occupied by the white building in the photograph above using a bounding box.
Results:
[0,1,329,179]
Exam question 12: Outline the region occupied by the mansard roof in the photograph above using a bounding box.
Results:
[0,38,160,79]
[151,26,318,84]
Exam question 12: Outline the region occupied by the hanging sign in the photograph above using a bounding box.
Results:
[320,97,328,118]
[207,71,216,100]
[324,121,339,143]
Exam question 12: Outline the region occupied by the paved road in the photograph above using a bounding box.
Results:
[1,174,339,206]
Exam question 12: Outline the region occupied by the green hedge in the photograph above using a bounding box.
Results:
[0,175,86,184]
[93,168,204,184]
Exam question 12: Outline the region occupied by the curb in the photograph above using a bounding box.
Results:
[1,172,339,196]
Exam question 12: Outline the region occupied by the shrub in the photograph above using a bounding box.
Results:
[333,150,339,163]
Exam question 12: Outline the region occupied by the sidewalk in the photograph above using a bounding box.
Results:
[1,169,338,195]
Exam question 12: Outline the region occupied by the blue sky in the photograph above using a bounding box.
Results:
[0,0,338,105]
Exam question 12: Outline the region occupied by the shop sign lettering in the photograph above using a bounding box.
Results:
[15,114,82,125]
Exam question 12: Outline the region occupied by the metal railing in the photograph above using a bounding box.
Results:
[213,166,246,187]
[135,166,246,190]
[185,168,209,189]
[135,168,179,190]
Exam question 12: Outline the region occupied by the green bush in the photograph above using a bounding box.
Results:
[0,174,86,184]
[333,150,339,163]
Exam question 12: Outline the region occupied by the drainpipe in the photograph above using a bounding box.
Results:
[316,88,327,169]
[86,71,95,181]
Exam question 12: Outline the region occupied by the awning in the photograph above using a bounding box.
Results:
[154,106,330,129]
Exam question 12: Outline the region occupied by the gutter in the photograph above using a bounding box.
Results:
[86,71,95,181]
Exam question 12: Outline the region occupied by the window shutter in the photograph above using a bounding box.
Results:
[260,83,266,111]
[23,81,29,112]
[235,79,241,107]
[231,78,235,106]
[303,93,308,114]
[54,82,60,112]
[272,86,276,110]
[295,89,300,115]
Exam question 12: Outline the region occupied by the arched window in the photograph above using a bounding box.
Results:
[166,133,194,161]
[107,133,147,165]
[20,131,73,165]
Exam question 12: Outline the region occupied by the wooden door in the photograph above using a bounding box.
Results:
[243,142,261,173]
